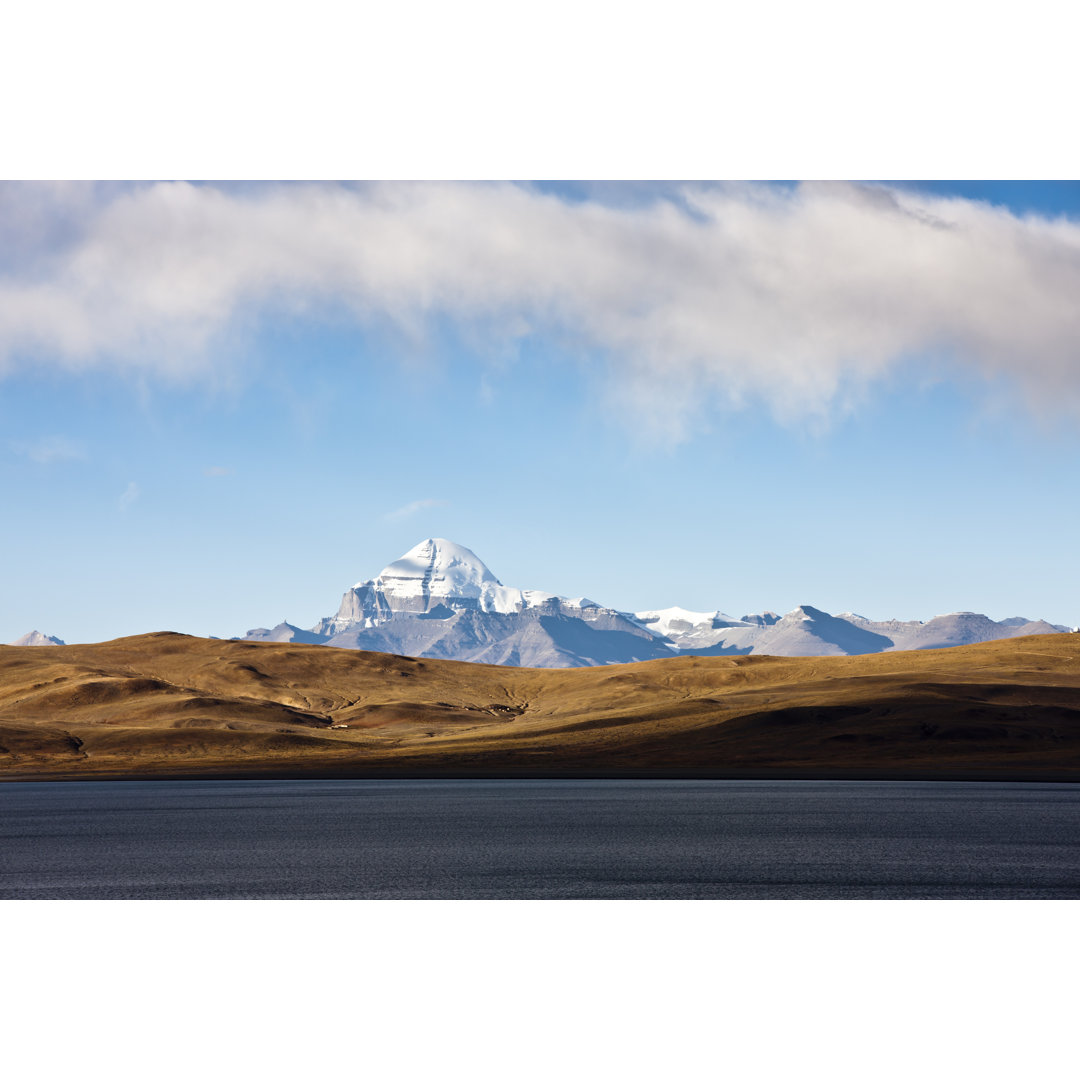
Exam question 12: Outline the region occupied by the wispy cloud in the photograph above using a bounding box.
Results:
[118,481,140,510]
[203,465,232,477]
[11,435,85,464]
[2,181,1080,437]
[383,498,448,522]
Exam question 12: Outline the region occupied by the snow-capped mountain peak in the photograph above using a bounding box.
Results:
[367,538,501,602]
[631,606,756,651]
[8,630,65,647]
[317,538,567,635]
[634,607,722,636]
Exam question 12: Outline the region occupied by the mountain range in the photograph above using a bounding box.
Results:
[242,538,1076,667]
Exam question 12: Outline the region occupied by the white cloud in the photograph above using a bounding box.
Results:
[2,181,1080,436]
[11,435,85,463]
[118,481,140,510]
[383,498,448,521]
[203,465,232,477]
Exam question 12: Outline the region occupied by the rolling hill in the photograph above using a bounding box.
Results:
[3,631,1080,780]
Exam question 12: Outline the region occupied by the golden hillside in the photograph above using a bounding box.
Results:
[3,632,1080,779]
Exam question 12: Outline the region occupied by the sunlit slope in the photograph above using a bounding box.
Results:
[2,632,1080,778]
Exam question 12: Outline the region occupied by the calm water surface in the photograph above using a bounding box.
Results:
[2,779,1080,899]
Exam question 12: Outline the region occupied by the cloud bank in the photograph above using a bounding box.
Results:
[2,180,1079,435]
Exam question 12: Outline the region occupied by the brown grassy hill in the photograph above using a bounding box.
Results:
[3,631,1080,780]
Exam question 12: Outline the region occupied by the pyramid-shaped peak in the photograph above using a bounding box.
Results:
[323,538,570,630]
[378,539,500,586]
[350,539,507,611]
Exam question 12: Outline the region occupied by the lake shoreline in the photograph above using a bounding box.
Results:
[6,764,1080,783]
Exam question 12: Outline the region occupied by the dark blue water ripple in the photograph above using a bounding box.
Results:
[2,779,1079,899]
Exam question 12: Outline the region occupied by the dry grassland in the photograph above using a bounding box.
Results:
[3,632,1080,779]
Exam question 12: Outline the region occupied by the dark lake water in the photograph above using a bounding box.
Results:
[3,778,1080,899]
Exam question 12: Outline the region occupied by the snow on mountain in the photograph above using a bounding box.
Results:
[365,538,500,606]
[371,537,565,615]
[242,538,1073,667]
[633,606,748,636]
[249,538,667,667]
[8,630,65,646]
[243,621,330,645]
[739,612,783,627]
[632,606,758,651]
[315,539,565,636]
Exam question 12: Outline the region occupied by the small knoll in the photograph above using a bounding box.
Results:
[2,632,1080,780]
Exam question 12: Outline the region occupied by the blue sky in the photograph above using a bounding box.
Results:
[2,180,1079,642]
